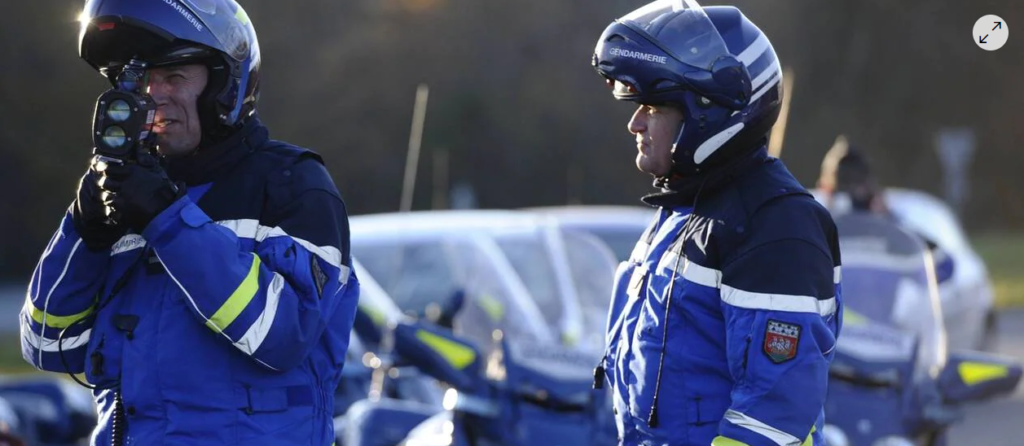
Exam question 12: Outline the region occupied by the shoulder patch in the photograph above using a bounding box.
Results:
[763,319,801,363]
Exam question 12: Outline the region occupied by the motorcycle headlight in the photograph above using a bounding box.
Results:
[872,436,916,446]
[822,424,850,446]
[403,417,455,446]
[404,433,452,446]
[442,388,499,417]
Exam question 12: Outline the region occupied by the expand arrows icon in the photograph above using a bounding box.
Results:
[975,16,1008,50]
[974,15,1007,50]
[980,21,1004,43]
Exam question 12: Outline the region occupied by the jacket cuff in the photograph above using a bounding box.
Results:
[56,210,115,275]
[717,415,810,446]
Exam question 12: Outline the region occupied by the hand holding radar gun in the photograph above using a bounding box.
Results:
[90,58,175,226]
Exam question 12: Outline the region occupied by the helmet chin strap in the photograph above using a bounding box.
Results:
[195,58,239,149]
[658,120,688,186]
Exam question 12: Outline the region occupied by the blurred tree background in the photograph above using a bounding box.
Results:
[1,0,1020,280]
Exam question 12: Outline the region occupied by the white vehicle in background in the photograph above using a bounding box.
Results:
[526,205,653,262]
[532,192,998,352]
[883,188,998,351]
[349,210,618,355]
[813,188,998,351]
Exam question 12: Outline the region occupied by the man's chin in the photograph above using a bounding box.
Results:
[155,145,176,157]
[156,139,198,157]
[636,155,666,177]
[635,153,648,173]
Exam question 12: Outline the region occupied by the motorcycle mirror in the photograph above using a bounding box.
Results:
[424,289,466,330]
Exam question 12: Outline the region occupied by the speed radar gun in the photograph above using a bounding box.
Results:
[91,58,157,167]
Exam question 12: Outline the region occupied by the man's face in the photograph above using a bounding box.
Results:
[146,64,208,157]
[627,104,684,177]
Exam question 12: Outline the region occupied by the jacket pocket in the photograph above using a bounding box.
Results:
[625,265,675,434]
[84,317,124,389]
[237,385,317,442]
[686,396,732,426]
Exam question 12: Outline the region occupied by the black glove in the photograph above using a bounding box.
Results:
[97,151,186,233]
[71,162,128,251]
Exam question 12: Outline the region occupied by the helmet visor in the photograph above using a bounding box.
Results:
[180,0,255,61]
[82,0,256,62]
[616,0,731,71]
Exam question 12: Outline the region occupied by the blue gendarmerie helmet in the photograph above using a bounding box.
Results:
[592,0,783,177]
[78,0,261,139]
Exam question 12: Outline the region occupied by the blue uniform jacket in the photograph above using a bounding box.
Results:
[602,147,843,446]
[20,120,360,445]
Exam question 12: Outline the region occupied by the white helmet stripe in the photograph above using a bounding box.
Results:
[751,73,781,103]
[693,123,745,164]
[737,33,770,67]
[752,60,781,91]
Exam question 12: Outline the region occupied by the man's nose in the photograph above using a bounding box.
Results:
[146,80,170,105]
[627,107,646,135]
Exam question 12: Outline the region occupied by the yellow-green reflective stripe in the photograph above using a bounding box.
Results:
[801,425,816,446]
[206,255,261,333]
[959,361,1010,385]
[30,303,95,329]
[711,436,749,446]
[359,304,386,327]
[843,309,868,326]
[415,329,476,370]
[478,294,504,322]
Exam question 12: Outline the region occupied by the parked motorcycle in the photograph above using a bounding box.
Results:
[822,211,1021,446]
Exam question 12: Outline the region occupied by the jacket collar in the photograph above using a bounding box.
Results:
[641,145,769,208]
[165,118,268,186]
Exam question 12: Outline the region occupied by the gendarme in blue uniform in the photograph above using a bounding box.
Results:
[21,119,360,445]
[601,148,842,446]
[591,2,843,444]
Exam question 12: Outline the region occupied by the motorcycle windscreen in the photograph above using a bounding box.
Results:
[493,225,618,355]
[490,231,568,341]
[352,260,404,325]
[352,235,555,350]
[834,212,947,380]
[444,236,559,350]
[559,229,619,354]
[346,259,407,350]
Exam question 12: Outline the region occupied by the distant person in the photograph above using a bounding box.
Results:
[817,135,956,284]
[817,135,885,214]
